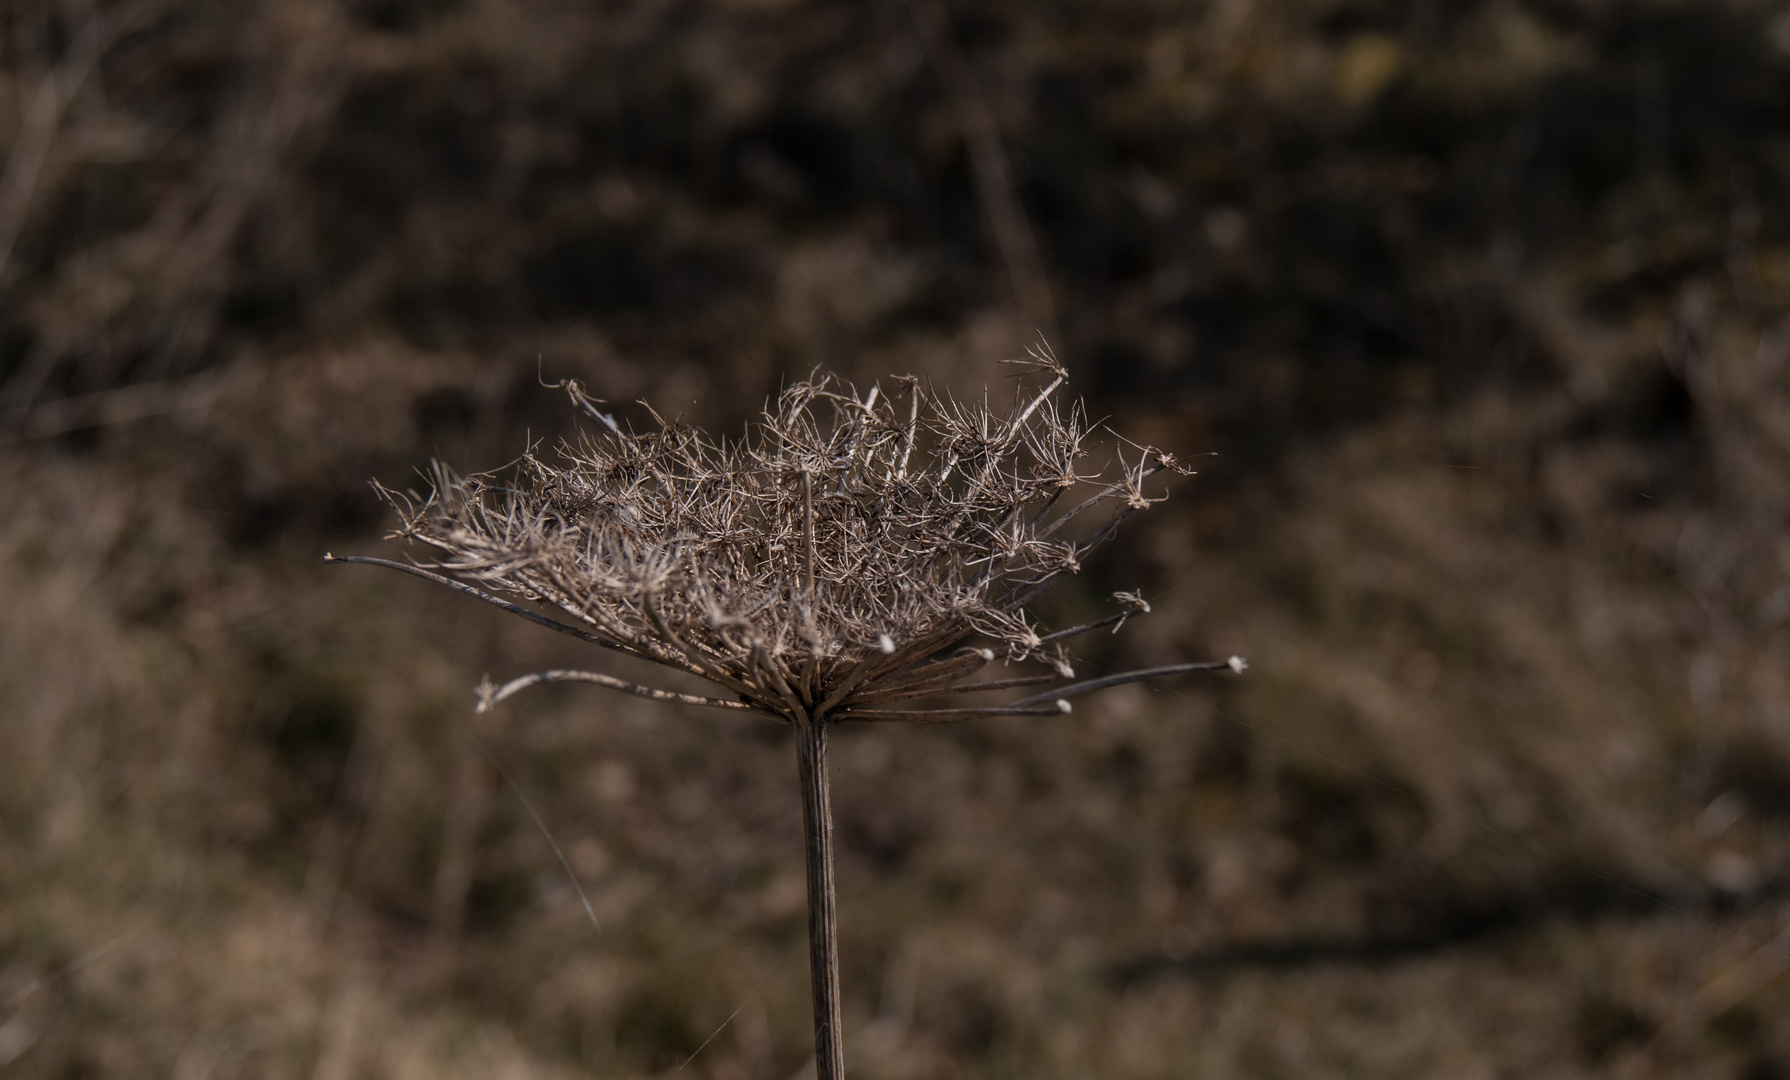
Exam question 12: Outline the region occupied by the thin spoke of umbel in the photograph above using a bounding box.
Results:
[796,718,846,1080]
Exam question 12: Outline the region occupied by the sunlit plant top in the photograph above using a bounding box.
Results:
[328,346,1242,1079]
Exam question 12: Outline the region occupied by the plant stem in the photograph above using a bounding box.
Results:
[795,717,845,1080]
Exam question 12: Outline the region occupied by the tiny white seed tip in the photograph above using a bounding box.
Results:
[978,648,995,661]
[1228,655,1247,674]
[879,634,896,654]
[1056,699,1073,714]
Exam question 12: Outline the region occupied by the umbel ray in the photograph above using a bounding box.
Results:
[326,347,1244,1079]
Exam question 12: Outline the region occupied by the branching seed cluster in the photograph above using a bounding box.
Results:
[331,348,1240,724]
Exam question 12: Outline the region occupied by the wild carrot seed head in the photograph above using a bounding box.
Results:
[377,346,1197,722]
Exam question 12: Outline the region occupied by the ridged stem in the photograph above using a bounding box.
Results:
[795,717,845,1080]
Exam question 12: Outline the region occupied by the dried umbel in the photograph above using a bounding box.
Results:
[328,349,1242,1078]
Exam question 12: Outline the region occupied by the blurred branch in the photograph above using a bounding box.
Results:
[0,920,153,1011]
[1661,919,1790,1052]
[907,0,1056,333]
[0,369,231,446]
[1,0,346,416]
[144,0,347,380]
[0,0,163,287]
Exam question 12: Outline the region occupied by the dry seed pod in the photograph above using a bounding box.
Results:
[327,346,1243,1079]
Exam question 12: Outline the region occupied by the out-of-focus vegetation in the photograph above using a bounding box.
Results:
[2,0,1789,1076]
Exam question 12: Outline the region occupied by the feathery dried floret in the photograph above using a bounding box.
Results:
[332,347,1237,723]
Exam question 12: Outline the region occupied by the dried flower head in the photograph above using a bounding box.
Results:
[333,347,1236,721]
[327,345,1241,1079]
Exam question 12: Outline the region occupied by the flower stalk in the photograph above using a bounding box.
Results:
[327,346,1243,1077]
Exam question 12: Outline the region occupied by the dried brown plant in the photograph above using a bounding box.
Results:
[327,348,1243,1078]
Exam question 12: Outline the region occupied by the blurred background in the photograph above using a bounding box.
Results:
[2,0,1789,1075]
